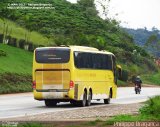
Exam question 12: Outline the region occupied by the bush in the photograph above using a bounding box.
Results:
[0,73,32,94]
[0,50,7,57]
[129,64,139,74]
[143,57,158,72]
[19,39,26,49]
[0,34,3,43]
[4,35,11,44]
[140,96,160,119]
[142,73,160,85]
[8,37,17,47]
[134,45,149,57]
[119,70,128,82]
[38,45,45,47]
[28,43,41,51]
[33,44,38,49]
[28,43,34,52]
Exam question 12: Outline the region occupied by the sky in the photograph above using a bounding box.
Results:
[67,0,160,30]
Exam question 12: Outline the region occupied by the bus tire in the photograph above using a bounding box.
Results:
[70,100,77,106]
[86,91,92,106]
[45,100,57,107]
[80,91,87,107]
[104,91,111,104]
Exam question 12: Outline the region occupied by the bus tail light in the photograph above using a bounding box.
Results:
[32,80,36,89]
[70,80,74,89]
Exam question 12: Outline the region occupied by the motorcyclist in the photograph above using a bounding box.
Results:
[134,76,142,90]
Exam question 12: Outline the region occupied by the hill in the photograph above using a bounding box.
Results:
[0,18,54,46]
[124,27,160,46]
[0,44,33,93]
[0,44,32,74]
[0,0,141,50]
[124,28,160,57]
[0,0,154,68]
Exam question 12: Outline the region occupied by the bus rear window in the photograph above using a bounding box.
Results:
[35,48,70,63]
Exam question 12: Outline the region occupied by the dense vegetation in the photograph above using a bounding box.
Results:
[124,27,160,45]
[0,72,32,94]
[1,0,135,51]
[0,18,53,46]
[124,27,160,57]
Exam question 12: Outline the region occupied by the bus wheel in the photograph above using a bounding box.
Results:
[104,92,111,104]
[80,91,87,107]
[70,100,77,106]
[86,91,92,106]
[45,100,57,107]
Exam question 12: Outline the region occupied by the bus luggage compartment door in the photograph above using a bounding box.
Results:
[35,70,70,98]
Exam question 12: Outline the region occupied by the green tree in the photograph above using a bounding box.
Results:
[146,34,158,46]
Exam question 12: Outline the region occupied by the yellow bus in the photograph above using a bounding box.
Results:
[32,46,117,107]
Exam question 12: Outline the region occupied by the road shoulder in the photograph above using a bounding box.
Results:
[0,103,144,122]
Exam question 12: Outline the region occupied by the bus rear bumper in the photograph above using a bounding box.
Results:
[33,89,74,100]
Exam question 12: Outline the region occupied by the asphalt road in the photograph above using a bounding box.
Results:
[0,87,160,119]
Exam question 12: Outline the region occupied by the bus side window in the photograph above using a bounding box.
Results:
[80,53,85,68]
[86,53,92,68]
[102,55,107,69]
[96,54,102,69]
[92,53,97,69]
[105,55,112,70]
[88,53,93,68]
[112,55,117,83]
[74,52,79,68]
[112,56,116,71]
[75,52,93,69]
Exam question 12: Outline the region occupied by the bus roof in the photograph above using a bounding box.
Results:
[69,46,115,56]
[69,46,98,51]
[35,45,115,56]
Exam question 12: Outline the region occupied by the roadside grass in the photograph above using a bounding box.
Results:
[82,119,103,126]
[117,80,128,87]
[65,125,80,127]
[17,123,43,127]
[119,61,160,86]
[140,96,160,119]
[0,44,32,94]
[103,115,152,126]
[0,18,53,46]
[104,96,160,125]
[0,44,32,74]
[141,71,160,85]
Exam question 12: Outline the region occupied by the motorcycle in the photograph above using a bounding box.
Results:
[135,84,141,94]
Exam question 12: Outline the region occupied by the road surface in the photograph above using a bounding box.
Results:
[0,87,160,119]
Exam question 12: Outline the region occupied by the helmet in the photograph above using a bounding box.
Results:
[137,76,140,79]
